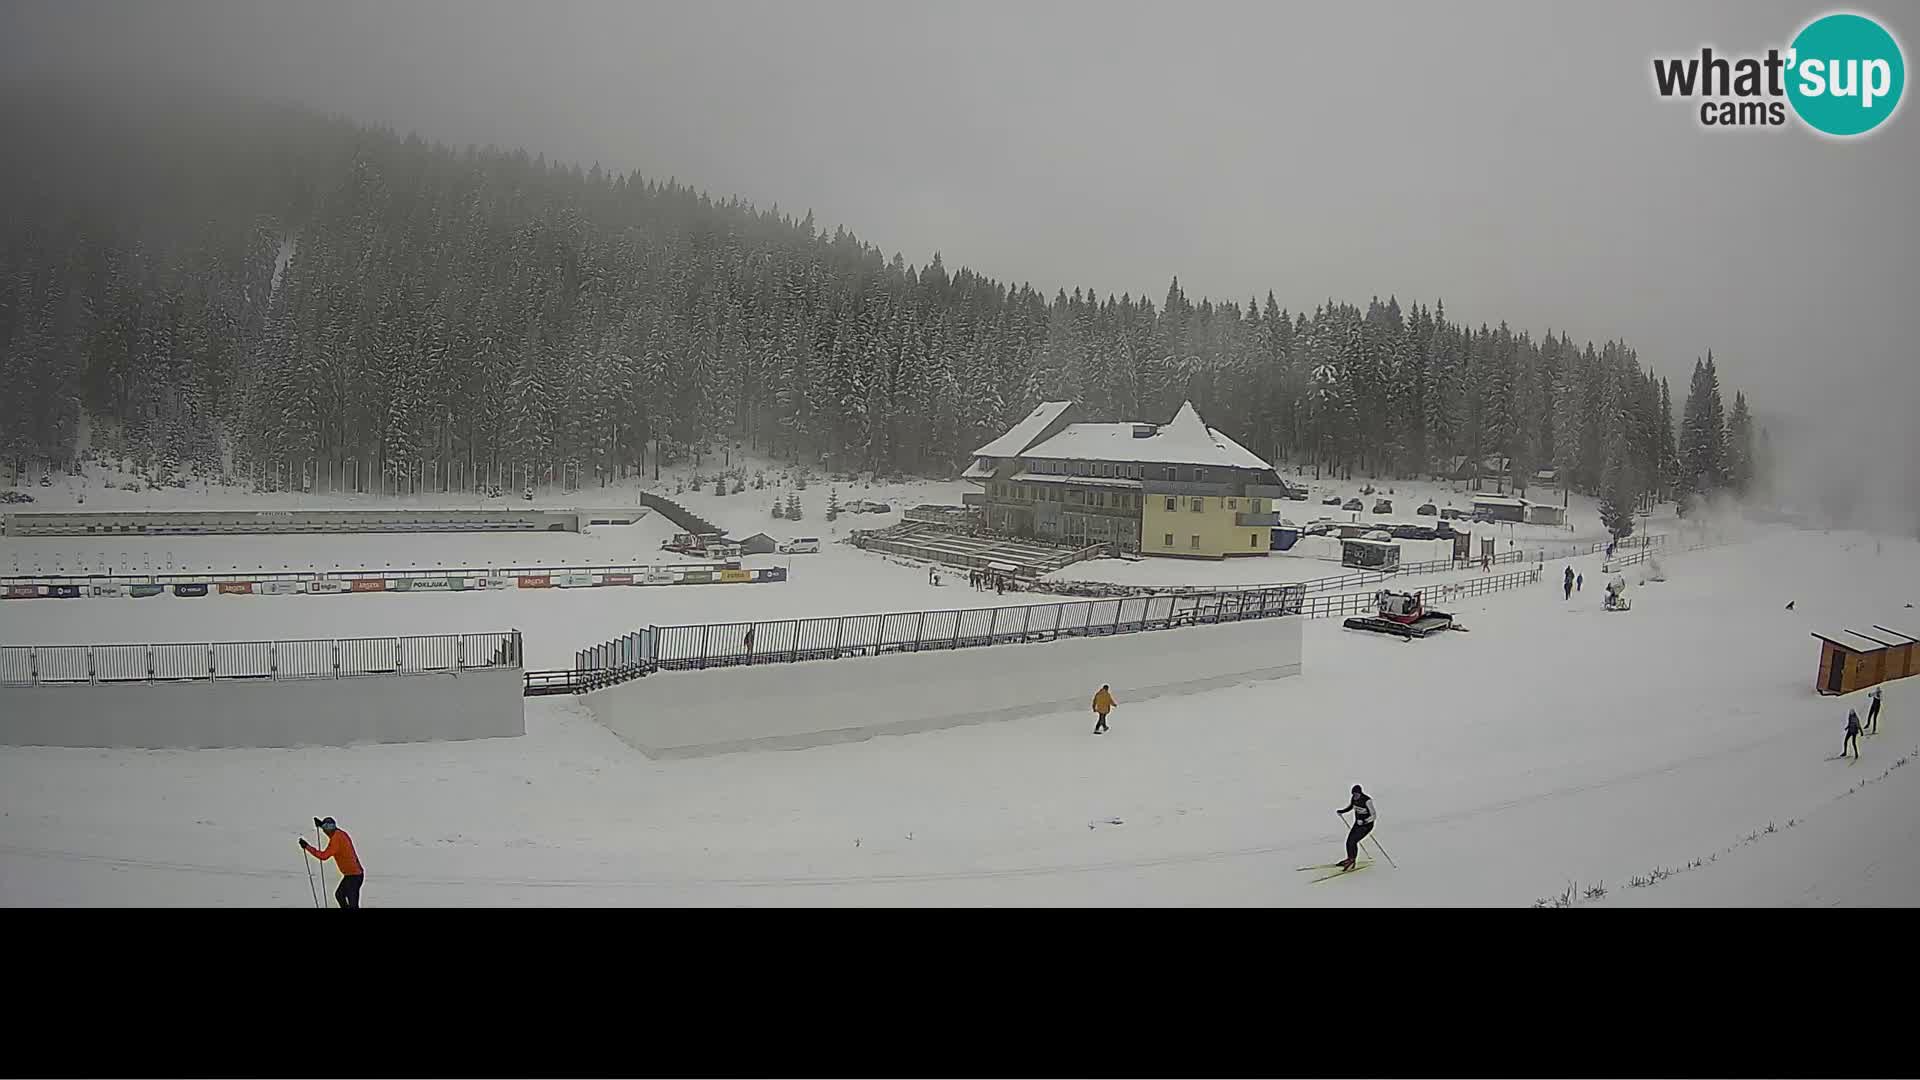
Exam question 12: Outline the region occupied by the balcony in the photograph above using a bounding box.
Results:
[1235,511,1281,528]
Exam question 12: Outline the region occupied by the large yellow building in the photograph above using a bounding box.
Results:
[962,401,1285,559]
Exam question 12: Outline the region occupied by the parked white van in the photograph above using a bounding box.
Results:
[780,536,821,554]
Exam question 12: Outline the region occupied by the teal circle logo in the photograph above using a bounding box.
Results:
[1786,13,1905,136]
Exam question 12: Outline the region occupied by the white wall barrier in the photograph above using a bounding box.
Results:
[0,667,525,748]
[585,617,1303,758]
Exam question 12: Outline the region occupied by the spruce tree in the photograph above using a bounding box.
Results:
[1724,392,1754,495]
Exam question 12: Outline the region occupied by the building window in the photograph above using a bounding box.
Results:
[1163,533,1174,547]
[1070,490,1083,503]
[1250,534,1260,548]
[1190,498,1203,513]
[1227,498,1237,510]
[1190,534,1201,550]
[1164,497,1176,512]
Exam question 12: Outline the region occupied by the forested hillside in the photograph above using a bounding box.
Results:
[0,86,1759,520]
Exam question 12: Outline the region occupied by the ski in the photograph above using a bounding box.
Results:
[1311,863,1373,883]
[1296,860,1372,872]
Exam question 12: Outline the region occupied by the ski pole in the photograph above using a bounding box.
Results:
[315,824,330,908]
[302,843,320,909]
[1336,811,1397,868]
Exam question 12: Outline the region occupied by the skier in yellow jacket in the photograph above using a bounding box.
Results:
[1092,684,1116,735]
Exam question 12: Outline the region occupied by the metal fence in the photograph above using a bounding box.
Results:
[567,585,1306,687]
[0,630,522,686]
[1295,567,1543,619]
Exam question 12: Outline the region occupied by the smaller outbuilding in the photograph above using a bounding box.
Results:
[739,532,780,555]
[1812,625,1917,695]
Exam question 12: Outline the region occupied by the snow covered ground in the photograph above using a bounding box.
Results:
[8,459,1629,592]
[4,522,1915,906]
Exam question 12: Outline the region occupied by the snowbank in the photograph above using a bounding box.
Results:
[0,666,524,749]
[586,617,1303,757]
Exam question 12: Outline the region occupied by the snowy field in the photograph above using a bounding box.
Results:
[4,524,1915,906]
[8,463,1622,585]
[3,469,1604,666]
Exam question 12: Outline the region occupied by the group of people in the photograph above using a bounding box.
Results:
[1841,686,1885,759]
[968,568,1011,594]
[1562,566,1585,599]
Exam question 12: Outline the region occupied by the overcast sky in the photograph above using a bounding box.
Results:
[4,0,1915,466]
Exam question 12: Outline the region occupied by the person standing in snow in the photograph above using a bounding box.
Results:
[1336,786,1376,871]
[1564,566,1574,600]
[1843,710,1862,760]
[1865,687,1881,735]
[1091,684,1116,735]
[300,817,365,908]
[1576,573,1583,593]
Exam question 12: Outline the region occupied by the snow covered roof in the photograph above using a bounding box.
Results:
[1813,630,1892,653]
[972,401,1076,459]
[1022,402,1273,471]
[1871,624,1918,644]
[1471,495,1529,508]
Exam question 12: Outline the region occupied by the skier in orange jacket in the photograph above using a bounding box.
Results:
[300,817,365,908]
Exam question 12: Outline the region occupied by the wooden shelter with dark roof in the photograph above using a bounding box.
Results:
[1813,624,1918,695]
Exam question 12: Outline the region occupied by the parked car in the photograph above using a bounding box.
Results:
[1284,486,1310,501]
[1372,499,1393,514]
[1390,525,1436,540]
[779,536,821,554]
[1416,502,1437,516]
[1364,529,1392,541]
[1343,498,1364,511]
[1439,507,1468,520]
[0,490,33,504]
[1323,495,1344,506]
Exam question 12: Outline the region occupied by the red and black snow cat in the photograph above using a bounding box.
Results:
[1342,589,1465,639]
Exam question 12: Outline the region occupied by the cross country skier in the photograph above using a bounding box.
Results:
[1843,710,1862,760]
[300,817,365,908]
[1564,566,1573,600]
[1576,573,1583,593]
[1865,687,1881,734]
[1336,785,1376,871]
[1091,684,1116,735]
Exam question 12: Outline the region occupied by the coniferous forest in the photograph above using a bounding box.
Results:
[0,88,1761,531]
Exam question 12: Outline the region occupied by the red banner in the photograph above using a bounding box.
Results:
[349,579,387,592]
[217,582,254,595]
[518,576,552,589]
[603,573,633,586]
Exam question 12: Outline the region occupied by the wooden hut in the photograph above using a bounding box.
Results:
[1812,629,1905,695]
